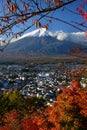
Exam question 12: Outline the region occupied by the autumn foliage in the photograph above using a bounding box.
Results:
[49,79,87,130]
[0,78,87,130]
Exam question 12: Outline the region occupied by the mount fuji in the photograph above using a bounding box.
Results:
[0,28,87,58]
[13,28,87,44]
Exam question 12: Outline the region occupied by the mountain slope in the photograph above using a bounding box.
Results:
[4,36,58,55]
[0,29,87,58]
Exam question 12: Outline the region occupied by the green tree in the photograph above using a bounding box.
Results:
[0,89,26,116]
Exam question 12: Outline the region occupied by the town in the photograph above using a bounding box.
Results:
[0,62,87,105]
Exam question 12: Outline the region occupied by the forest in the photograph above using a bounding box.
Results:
[0,78,87,130]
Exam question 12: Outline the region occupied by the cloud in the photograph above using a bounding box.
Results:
[57,31,68,41]
[70,32,87,43]
[56,31,87,44]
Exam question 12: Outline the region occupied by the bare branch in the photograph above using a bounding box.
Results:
[0,0,87,53]
[45,16,85,31]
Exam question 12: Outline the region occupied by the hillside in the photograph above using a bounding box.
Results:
[0,28,87,59]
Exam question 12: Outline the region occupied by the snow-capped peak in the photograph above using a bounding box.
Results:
[11,28,49,42]
[38,28,48,36]
[11,28,87,45]
[20,28,49,39]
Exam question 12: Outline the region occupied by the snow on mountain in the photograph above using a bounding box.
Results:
[18,28,49,39]
[15,28,87,44]
[19,28,67,39]
[6,27,86,46]
[11,28,49,42]
[0,28,87,58]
